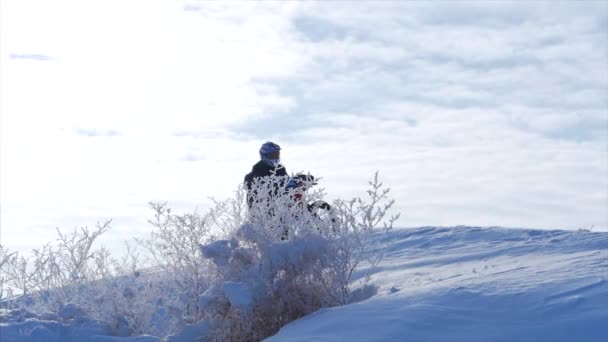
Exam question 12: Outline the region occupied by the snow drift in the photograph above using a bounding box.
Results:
[2,226,607,341]
[267,226,608,341]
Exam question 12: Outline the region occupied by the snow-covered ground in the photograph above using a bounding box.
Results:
[267,226,608,342]
[2,226,607,341]
[0,306,160,342]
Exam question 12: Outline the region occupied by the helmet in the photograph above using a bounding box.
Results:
[259,142,281,166]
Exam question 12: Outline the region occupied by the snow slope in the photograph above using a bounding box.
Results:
[267,227,608,342]
[2,226,606,341]
[0,307,160,342]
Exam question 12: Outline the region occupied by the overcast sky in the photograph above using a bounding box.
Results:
[1,0,607,252]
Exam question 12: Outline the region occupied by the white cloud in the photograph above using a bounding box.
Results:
[1,0,303,134]
[1,1,607,253]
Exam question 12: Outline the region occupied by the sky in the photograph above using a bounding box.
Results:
[1,0,607,253]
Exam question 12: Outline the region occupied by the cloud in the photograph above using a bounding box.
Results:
[1,0,607,254]
[9,54,52,61]
[1,0,305,137]
[252,1,607,144]
[233,1,608,231]
[76,129,121,137]
[293,15,352,42]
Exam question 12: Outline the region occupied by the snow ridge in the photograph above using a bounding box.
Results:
[2,226,606,341]
[267,226,608,342]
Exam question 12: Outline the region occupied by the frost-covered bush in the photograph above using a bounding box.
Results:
[329,172,400,303]
[135,201,228,331]
[0,249,24,303]
[0,222,164,336]
[192,172,398,341]
[0,172,398,341]
[0,245,17,301]
[1,221,112,310]
[2,224,98,317]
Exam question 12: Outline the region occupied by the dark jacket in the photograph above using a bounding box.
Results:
[244,161,288,208]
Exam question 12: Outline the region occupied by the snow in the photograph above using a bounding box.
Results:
[266,227,608,342]
[2,226,606,341]
[200,239,233,267]
[223,281,253,309]
[268,234,330,269]
[165,320,212,342]
[0,308,160,342]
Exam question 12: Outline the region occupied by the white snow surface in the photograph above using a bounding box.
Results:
[1,226,607,341]
[0,308,160,342]
[266,226,608,342]
[223,281,253,309]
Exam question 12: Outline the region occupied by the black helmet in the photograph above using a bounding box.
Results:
[259,141,281,160]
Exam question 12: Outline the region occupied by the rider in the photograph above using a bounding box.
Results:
[244,141,288,208]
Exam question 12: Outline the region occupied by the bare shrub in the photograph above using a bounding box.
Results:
[197,172,398,341]
[0,245,17,301]
[0,222,159,335]
[0,172,398,341]
[137,201,223,325]
[329,171,400,304]
[1,221,110,309]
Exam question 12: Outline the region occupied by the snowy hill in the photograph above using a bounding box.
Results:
[1,226,607,341]
[267,226,608,342]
